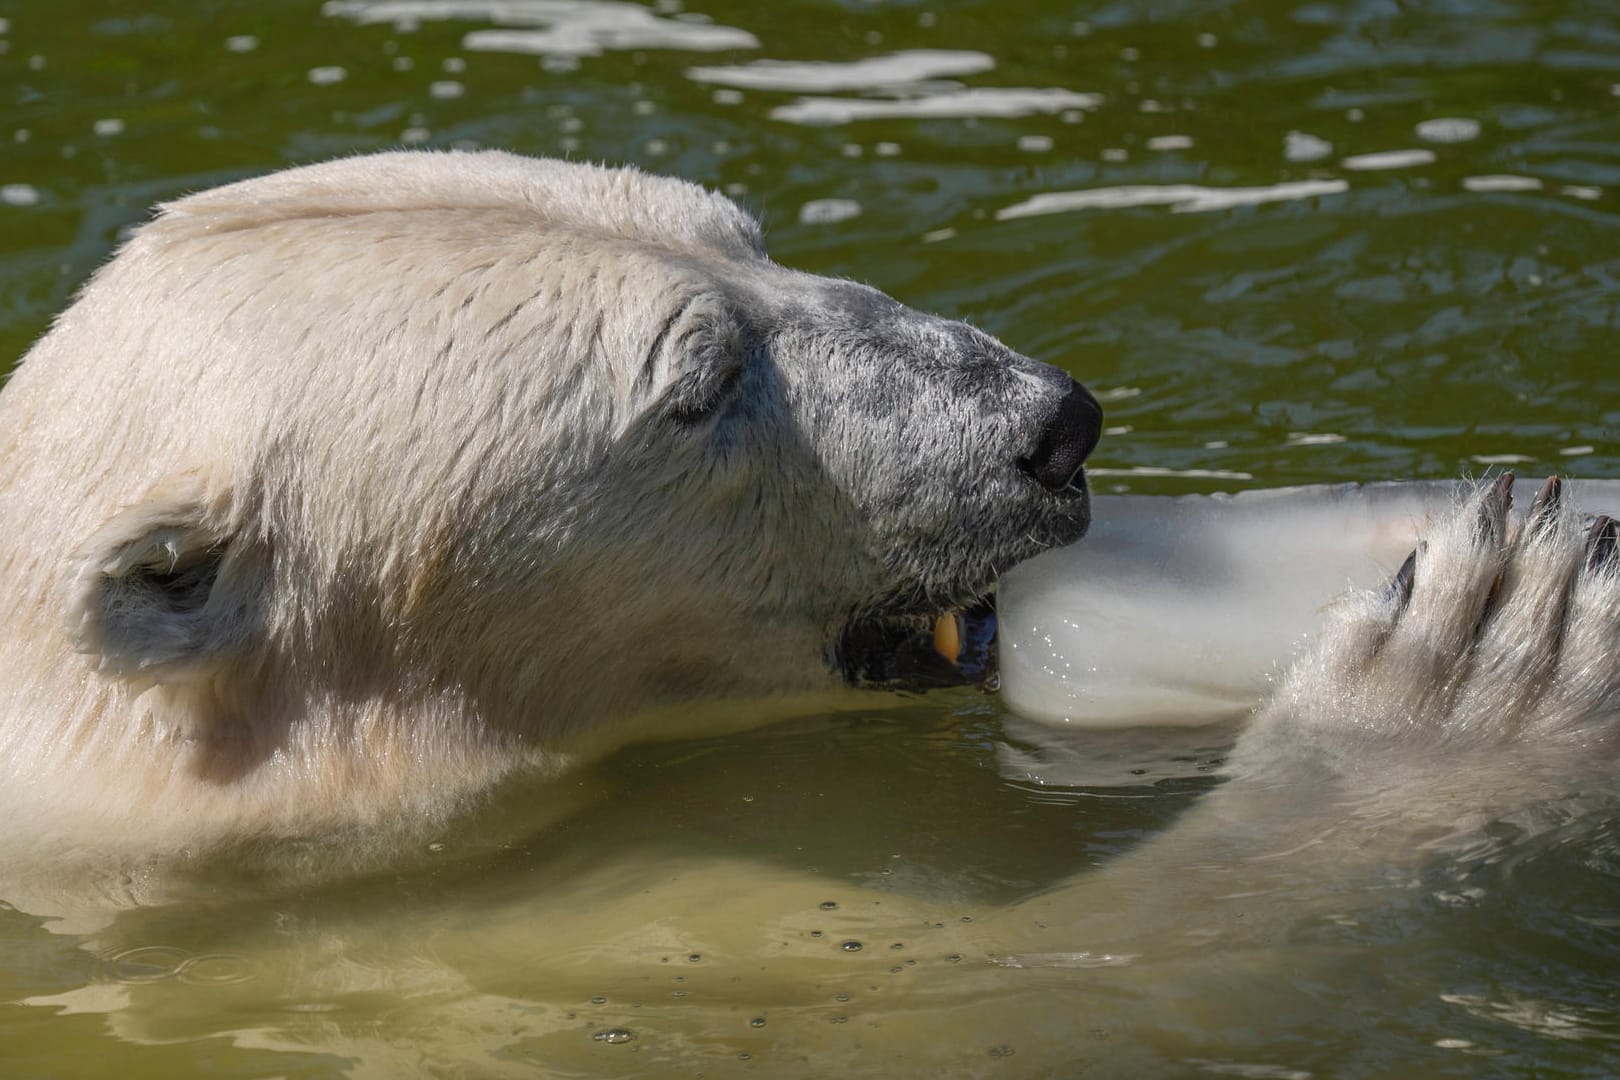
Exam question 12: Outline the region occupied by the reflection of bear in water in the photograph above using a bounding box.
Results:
[0,151,1100,868]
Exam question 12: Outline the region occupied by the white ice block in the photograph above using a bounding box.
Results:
[997,478,1620,728]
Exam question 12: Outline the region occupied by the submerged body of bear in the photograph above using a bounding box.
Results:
[0,150,1099,862]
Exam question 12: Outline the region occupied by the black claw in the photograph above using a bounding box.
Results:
[1476,472,1515,541]
[1528,475,1562,533]
[1587,515,1618,572]
[1529,476,1555,518]
[1390,548,1417,609]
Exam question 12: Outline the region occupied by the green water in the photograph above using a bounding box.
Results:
[2,1,1619,1076]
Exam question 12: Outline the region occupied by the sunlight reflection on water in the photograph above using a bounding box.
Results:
[3,0,1620,1075]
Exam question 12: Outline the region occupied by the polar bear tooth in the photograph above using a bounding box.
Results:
[932,611,962,666]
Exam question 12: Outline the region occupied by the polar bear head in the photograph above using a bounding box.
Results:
[0,151,1098,811]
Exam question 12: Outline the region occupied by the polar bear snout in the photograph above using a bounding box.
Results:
[1018,377,1103,494]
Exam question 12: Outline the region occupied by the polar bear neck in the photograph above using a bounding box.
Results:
[0,612,842,859]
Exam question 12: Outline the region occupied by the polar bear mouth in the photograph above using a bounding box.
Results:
[835,598,998,692]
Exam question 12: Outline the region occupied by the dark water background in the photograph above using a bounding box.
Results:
[2,1,1619,1076]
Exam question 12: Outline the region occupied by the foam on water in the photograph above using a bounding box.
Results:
[324,0,761,56]
[687,49,994,92]
[996,180,1348,219]
[772,87,1100,126]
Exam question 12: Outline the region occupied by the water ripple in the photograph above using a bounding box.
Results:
[689,49,994,93]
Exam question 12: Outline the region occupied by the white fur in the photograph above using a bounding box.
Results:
[997,480,1620,957]
[1251,481,1620,770]
[0,150,1091,869]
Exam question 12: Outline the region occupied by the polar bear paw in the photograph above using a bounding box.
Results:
[1272,474,1620,754]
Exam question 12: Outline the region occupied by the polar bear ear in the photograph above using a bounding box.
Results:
[648,292,749,423]
[66,490,268,683]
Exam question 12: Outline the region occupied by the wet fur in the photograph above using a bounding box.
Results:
[0,150,1089,869]
[1251,477,1620,772]
[997,478,1620,961]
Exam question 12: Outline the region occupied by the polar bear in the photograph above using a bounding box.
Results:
[0,150,1101,866]
[4,153,1615,1071]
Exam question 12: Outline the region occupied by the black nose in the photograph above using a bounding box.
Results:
[1020,378,1103,492]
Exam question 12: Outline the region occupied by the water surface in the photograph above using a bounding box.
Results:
[3,1,1619,1076]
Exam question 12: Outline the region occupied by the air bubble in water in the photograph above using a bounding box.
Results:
[592,1028,635,1045]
